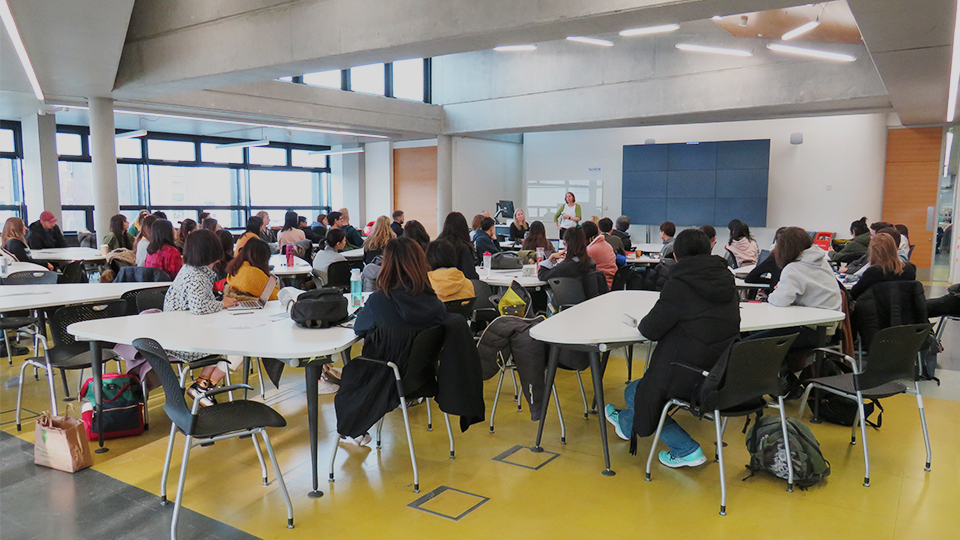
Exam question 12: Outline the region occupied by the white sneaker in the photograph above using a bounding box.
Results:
[340,433,372,447]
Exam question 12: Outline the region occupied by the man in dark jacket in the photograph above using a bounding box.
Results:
[611,215,632,252]
[391,210,405,237]
[605,229,740,468]
[26,211,68,249]
[473,217,500,261]
[338,207,365,248]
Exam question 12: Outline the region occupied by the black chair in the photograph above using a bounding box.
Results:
[547,277,586,312]
[444,297,476,321]
[114,266,171,283]
[798,324,932,487]
[645,334,798,516]
[120,286,170,315]
[328,326,453,493]
[324,260,352,291]
[1,271,59,365]
[133,338,293,540]
[14,300,128,430]
[469,279,499,330]
[57,261,87,283]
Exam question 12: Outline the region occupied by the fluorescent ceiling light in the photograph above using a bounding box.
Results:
[0,1,44,101]
[216,140,270,149]
[566,36,614,47]
[711,15,723,21]
[946,131,954,172]
[114,129,147,139]
[494,45,537,52]
[948,0,960,121]
[767,43,856,62]
[675,43,752,57]
[781,19,821,40]
[310,147,364,156]
[619,24,680,37]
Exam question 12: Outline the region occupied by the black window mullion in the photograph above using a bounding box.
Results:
[423,58,432,104]
[342,69,351,91]
[385,62,394,98]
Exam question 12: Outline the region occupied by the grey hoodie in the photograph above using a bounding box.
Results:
[768,245,841,311]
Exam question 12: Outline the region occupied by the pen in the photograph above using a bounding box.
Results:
[231,312,254,315]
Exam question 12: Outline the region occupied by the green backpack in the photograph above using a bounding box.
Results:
[745,414,830,489]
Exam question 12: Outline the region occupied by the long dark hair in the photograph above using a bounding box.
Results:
[182,229,223,267]
[320,228,346,250]
[437,212,473,253]
[245,215,263,235]
[522,221,551,251]
[562,227,591,273]
[177,219,197,245]
[147,219,177,255]
[135,215,156,245]
[774,227,813,268]
[110,214,132,249]
[281,211,298,232]
[728,221,754,244]
[426,239,458,270]
[850,217,869,237]
[225,237,271,276]
[202,218,218,231]
[213,229,235,274]
[377,237,433,297]
[403,220,430,251]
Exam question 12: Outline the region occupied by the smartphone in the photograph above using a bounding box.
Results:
[622,313,638,327]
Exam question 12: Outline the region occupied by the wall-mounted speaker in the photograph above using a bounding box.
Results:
[644,138,656,145]
[790,132,803,145]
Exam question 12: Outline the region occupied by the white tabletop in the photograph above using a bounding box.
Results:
[0,282,170,313]
[731,264,755,277]
[1,261,49,279]
[478,267,546,288]
[625,255,660,265]
[341,248,364,261]
[29,247,106,262]
[735,278,771,289]
[529,290,845,346]
[269,254,312,276]
[632,243,665,254]
[68,300,359,360]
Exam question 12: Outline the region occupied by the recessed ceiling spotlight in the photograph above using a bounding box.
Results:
[494,44,537,52]
[781,19,821,40]
[676,43,753,57]
[767,43,856,62]
[711,15,723,21]
[739,16,748,27]
[566,36,614,47]
[619,24,680,37]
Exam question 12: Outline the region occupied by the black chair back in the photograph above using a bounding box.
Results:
[858,324,931,390]
[3,271,59,285]
[468,279,499,326]
[133,337,195,434]
[49,300,129,351]
[548,277,586,311]
[114,266,171,283]
[583,270,609,299]
[444,297,476,320]
[400,326,446,398]
[704,334,797,412]
[120,287,170,315]
[57,261,86,284]
[326,260,352,291]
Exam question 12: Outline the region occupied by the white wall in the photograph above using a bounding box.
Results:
[330,149,363,221]
[452,137,523,220]
[523,113,888,248]
[364,141,393,224]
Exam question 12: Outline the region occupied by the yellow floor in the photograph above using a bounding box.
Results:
[2,343,958,540]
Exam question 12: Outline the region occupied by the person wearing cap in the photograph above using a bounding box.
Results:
[26,211,67,250]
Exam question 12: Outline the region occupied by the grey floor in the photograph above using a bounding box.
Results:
[0,431,260,540]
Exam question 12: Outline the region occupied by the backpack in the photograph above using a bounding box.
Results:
[805,358,883,428]
[290,287,349,328]
[491,251,522,270]
[745,414,830,489]
[80,373,145,441]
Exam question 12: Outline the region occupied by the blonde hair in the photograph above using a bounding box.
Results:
[513,209,527,228]
[2,217,26,245]
[364,215,396,251]
[868,233,905,274]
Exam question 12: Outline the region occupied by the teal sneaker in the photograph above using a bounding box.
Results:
[604,404,629,441]
[658,447,708,468]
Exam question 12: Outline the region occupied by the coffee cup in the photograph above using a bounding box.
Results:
[99,244,110,256]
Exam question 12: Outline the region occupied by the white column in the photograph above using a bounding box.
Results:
[20,113,60,223]
[88,97,119,238]
[437,135,453,232]
[364,141,393,223]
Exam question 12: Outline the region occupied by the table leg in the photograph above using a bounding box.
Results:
[810,325,828,424]
[532,345,560,453]
[589,351,615,476]
[242,357,250,400]
[89,340,108,453]
[304,363,323,498]
[590,350,612,413]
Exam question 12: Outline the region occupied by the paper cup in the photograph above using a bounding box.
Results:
[99,244,109,256]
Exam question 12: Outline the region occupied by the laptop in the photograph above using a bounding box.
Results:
[227,275,279,310]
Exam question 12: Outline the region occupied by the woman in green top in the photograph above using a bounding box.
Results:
[829,217,871,263]
[127,210,149,236]
[103,214,136,251]
[554,191,581,240]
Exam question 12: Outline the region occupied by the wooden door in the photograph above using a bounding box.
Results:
[393,147,438,237]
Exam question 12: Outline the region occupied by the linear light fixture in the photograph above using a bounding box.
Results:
[675,43,752,57]
[945,131,954,176]
[216,140,270,149]
[711,15,723,21]
[114,129,147,139]
[0,0,44,101]
[310,147,364,157]
[566,36,614,47]
[767,43,855,62]
[494,44,537,52]
[781,19,821,40]
[619,23,680,37]
[948,0,960,121]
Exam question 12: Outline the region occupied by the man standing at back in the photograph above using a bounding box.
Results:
[391,210,405,237]
[605,229,740,468]
[26,210,67,249]
[338,208,365,248]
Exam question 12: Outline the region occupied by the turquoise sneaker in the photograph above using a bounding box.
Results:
[604,404,629,441]
[658,447,708,468]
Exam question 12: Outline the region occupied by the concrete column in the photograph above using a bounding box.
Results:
[89,97,119,238]
[364,141,393,223]
[20,113,60,223]
[437,135,453,232]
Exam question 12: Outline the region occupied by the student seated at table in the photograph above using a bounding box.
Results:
[298,215,322,243]
[843,226,901,276]
[612,215,633,252]
[830,217,871,264]
[235,216,263,252]
[102,214,136,252]
[744,227,786,287]
[390,210,405,237]
[134,215,157,266]
[521,220,555,256]
[426,239,475,303]
[256,211,276,243]
[128,210,150,237]
[212,229,235,282]
[437,212,480,280]
[403,220,431,252]
[895,224,911,261]
[277,211,306,252]
[698,224,717,249]
[163,229,240,405]
[848,233,916,301]
[659,221,676,258]
[2,217,53,269]
[473,217,500,261]
[598,217,625,256]
[145,219,184,279]
[470,214,484,236]
[26,210,67,250]
[312,213,328,237]
[537,226,595,281]
[509,209,529,242]
[224,238,279,301]
[313,229,348,285]
[338,207,365,249]
[364,215,396,264]
[724,220,759,267]
[605,228,739,468]
[174,219,197,250]
[582,220,616,289]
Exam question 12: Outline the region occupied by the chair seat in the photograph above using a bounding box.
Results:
[0,317,39,330]
[810,374,907,399]
[191,400,287,438]
[43,348,121,369]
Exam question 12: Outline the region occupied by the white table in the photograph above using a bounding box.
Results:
[735,278,771,289]
[625,255,660,266]
[341,248,364,261]
[269,254,312,277]
[0,282,170,313]
[478,267,546,288]
[1,262,48,279]
[732,264,756,278]
[528,290,845,475]
[632,243,665,254]
[69,301,360,498]
[29,247,105,262]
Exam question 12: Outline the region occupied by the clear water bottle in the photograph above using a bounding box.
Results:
[350,268,362,308]
[483,251,492,276]
[535,247,545,272]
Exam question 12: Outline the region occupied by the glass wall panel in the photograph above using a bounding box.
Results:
[200,143,244,164]
[249,170,316,206]
[0,158,20,206]
[0,129,14,153]
[350,63,385,95]
[248,146,287,167]
[303,70,341,89]
[56,133,83,156]
[115,138,143,159]
[147,139,196,162]
[393,58,424,101]
[60,210,88,232]
[58,162,93,204]
[148,165,233,206]
[291,149,327,169]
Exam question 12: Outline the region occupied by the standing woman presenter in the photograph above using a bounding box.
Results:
[554,191,581,241]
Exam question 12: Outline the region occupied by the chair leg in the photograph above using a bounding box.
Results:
[141,379,150,430]
[915,381,932,471]
[443,413,455,459]
[376,417,384,449]
[850,408,860,445]
[714,418,728,461]
[510,366,521,411]
[426,397,433,431]
[575,371,589,419]
[625,344,633,383]
[553,384,566,444]
[60,369,71,399]
[15,360,32,431]
[328,430,340,482]
[256,357,265,399]
[645,402,673,481]
[260,430,295,529]
[251,433,268,485]
[4,330,12,366]
[44,362,58,416]
[170,435,194,540]
[397,386,420,493]
[490,368,506,433]
[224,369,233,402]
[160,423,177,505]
[855,391,871,487]
[776,397,795,493]
[796,383,815,418]
[715,411,727,516]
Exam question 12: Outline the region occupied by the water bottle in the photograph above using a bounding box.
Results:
[535,247,545,273]
[285,244,295,267]
[350,268,362,308]
[0,255,7,276]
[483,251,492,276]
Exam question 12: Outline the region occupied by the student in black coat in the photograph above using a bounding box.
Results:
[849,233,916,301]
[606,229,740,468]
[436,212,479,280]
[473,217,501,261]
[537,226,596,281]
[612,215,633,253]
[391,210,405,237]
[26,211,67,249]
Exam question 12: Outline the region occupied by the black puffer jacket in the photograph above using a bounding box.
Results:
[631,254,740,438]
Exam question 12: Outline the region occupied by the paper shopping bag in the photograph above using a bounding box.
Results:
[34,410,93,473]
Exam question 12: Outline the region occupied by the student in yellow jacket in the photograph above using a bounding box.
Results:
[225,237,279,300]
[426,239,475,302]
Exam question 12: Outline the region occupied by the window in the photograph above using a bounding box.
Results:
[248,146,287,167]
[148,166,234,206]
[350,63,385,95]
[115,138,143,160]
[147,139,196,162]
[303,70,341,89]
[291,149,327,169]
[60,210,89,233]
[249,170,316,206]
[117,164,141,206]
[58,162,94,205]
[393,58,424,101]
[56,133,84,156]
[0,129,14,153]
[0,158,22,208]
[200,143,243,164]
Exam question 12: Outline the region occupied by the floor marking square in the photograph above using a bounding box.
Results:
[492,444,560,470]
[0,408,40,426]
[408,486,489,521]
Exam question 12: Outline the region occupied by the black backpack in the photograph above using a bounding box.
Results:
[290,287,349,328]
[805,358,884,428]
